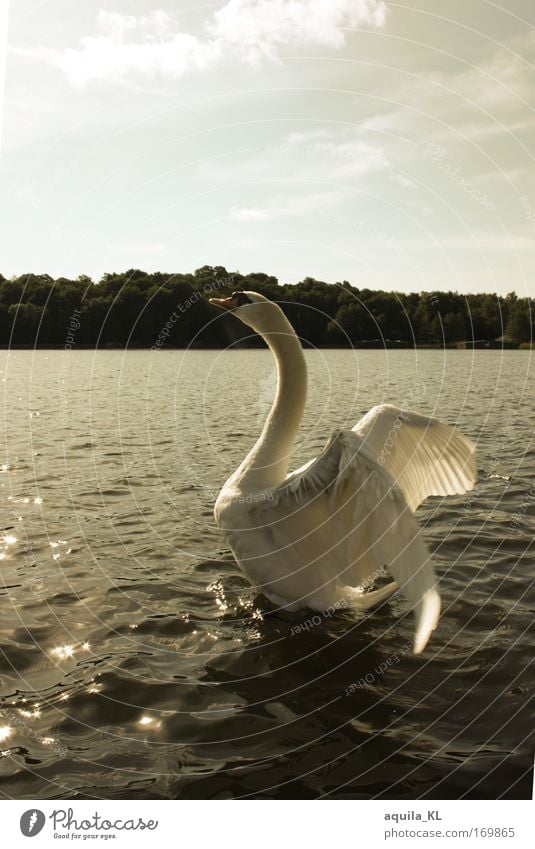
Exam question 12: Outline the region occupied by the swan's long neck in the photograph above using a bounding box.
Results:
[231,316,307,492]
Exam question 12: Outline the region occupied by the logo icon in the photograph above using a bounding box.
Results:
[20,810,46,837]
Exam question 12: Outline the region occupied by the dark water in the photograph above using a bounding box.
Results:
[0,348,533,800]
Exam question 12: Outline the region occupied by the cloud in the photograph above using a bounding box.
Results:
[268,130,399,183]
[390,173,416,188]
[11,1,387,87]
[395,31,535,143]
[97,10,172,40]
[230,206,271,220]
[210,0,387,63]
[229,187,352,221]
[12,11,222,87]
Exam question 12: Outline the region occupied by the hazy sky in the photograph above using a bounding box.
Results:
[1,0,534,295]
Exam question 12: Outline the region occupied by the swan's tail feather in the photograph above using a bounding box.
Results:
[413,588,441,654]
[349,580,399,611]
[372,502,442,655]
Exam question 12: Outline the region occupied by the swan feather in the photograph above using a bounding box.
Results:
[353,404,477,512]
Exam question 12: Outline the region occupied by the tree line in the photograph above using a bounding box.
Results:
[0,267,532,348]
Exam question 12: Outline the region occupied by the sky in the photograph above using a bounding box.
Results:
[1,0,534,295]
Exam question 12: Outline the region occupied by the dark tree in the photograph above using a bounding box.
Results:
[0,268,530,348]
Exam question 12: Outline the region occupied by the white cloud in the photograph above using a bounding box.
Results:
[270,130,398,182]
[396,33,535,141]
[11,1,387,87]
[230,206,271,220]
[97,10,172,40]
[210,0,387,63]
[229,187,351,221]
[12,11,222,87]
[391,173,416,188]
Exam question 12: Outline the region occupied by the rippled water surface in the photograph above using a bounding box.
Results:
[0,348,533,799]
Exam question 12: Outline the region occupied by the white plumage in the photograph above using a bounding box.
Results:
[210,292,477,654]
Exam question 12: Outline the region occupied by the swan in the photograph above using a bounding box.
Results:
[209,291,477,654]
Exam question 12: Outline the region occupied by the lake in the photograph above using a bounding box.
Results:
[0,348,533,799]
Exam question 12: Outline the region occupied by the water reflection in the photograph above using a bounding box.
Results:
[0,726,12,743]
[0,349,532,799]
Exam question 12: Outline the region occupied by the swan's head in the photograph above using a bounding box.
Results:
[209,291,287,334]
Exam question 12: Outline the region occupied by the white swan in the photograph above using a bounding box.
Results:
[210,291,477,654]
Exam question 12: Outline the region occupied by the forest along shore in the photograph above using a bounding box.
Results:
[0,267,531,349]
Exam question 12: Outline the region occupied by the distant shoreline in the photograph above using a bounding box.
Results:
[1,343,526,351]
[2,271,532,349]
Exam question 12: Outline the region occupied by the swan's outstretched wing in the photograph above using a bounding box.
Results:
[353,404,477,512]
[260,431,441,653]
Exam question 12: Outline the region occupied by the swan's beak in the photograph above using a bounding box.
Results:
[209,295,239,311]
